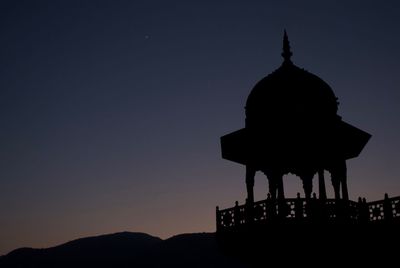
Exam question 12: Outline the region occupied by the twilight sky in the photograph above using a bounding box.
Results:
[1,0,400,254]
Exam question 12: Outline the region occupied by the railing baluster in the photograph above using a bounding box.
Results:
[216,206,221,231]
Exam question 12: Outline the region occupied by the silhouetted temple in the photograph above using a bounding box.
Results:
[216,32,400,230]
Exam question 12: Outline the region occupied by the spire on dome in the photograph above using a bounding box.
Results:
[281,30,293,63]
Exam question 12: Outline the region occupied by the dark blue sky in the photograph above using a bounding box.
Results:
[1,0,400,254]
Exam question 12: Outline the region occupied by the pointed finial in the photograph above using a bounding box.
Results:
[282,29,293,63]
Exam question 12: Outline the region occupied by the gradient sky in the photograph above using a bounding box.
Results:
[1,0,400,255]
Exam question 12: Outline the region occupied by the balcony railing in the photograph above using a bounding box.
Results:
[216,195,400,231]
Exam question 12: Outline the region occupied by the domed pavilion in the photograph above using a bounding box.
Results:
[220,31,371,203]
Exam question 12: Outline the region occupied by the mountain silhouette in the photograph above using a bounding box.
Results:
[1,227,399,267]
[0,232,249,268]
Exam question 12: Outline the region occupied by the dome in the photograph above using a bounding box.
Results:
[245,33,339,131]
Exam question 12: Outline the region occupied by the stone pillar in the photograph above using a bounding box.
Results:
[330,170,341,200]
[318,169,327,200]
[330,160,348,200]
[265,170,283,200]
[277,175,285,200]
[267,176,277,200]
[246,166,256,204]
[301,174,314,200]
[341,162,349,201]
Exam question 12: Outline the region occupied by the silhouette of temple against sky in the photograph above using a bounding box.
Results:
[216,31,400,229]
